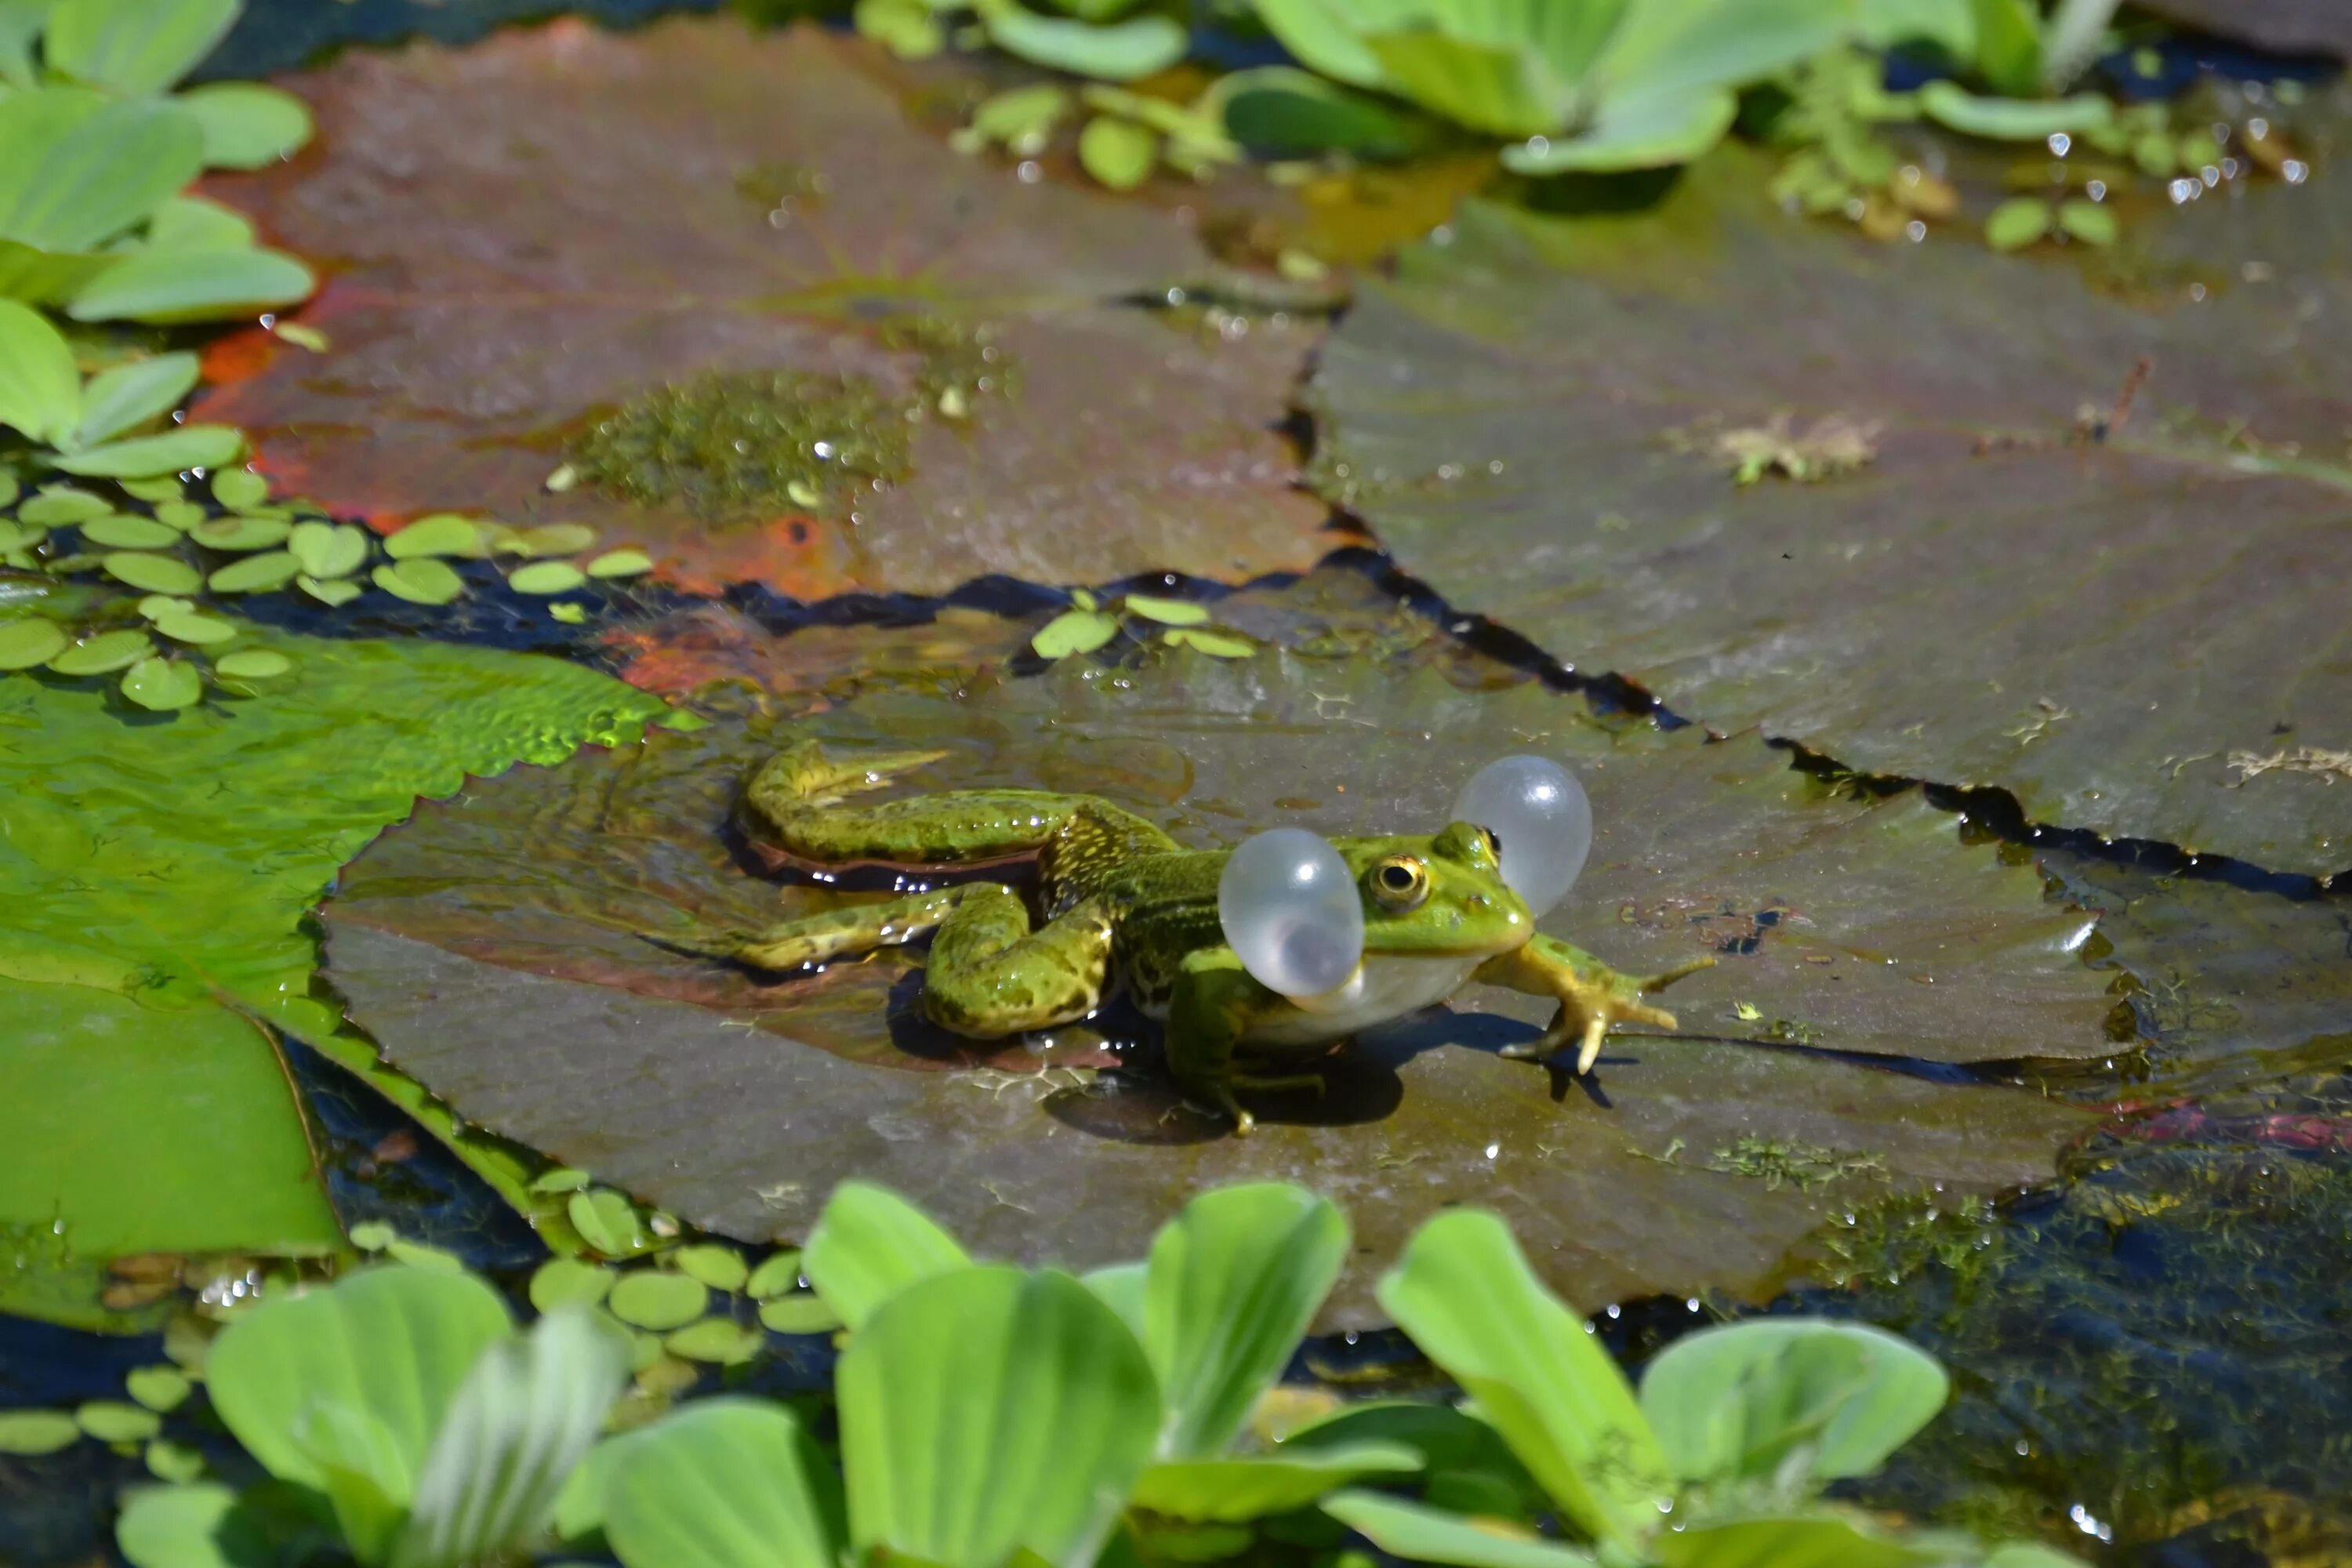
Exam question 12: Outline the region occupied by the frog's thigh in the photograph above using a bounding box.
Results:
[920,887,1116,1037]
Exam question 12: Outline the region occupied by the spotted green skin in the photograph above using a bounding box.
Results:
[680,740,1704,1132]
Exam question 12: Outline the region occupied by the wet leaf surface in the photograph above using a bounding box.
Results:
[1308,125,2352,877]
[192,18,1334,598]
[324,624,2107,1322]
[0,627,668,1325]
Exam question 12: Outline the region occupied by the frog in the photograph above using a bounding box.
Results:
[664,739,1710,1133]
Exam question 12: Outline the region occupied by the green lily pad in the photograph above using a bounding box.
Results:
[383,514,483,560]
[0,628,669,1330]
[506,522,597,558]
[663,1318,763,1364]
[77,1399,162,1443]
[586,548,653,579]
[288,519,368,579]
[120,656,205,712]
[152,610,238,645]
[746,1250,807,1300]
[322,630,2107,1323]
[0,1410,81,1454]
[1306,125,2352,877]
[206,551,301,594]
[212,648,292,682]
[758,1294,843,1334]
[102,552,202,595]
[49,628,154,675]
[375,557,465,606]
[673,1243,750,1293]
[0,618,68,670]
[80,514,183,550]
[154,500,206,532]
[211,468,270,510]
[192,20,1330,599]
[18,488,109,526]
[528,1258,615,1312]
[298,573,364,607]
[126,1367,192,1414]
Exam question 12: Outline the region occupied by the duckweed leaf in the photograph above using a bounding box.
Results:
[0,617,68,669]
[569,1189,652,1258]
[586,548,652,579]
[120,656,205,712]
[673,1244,750,1294]
[373,557,464,606]
[803,1181,971,1332]
[1983,195,2050,250]
[0,298,80,445]
[602,1399,844,1568]
[177,83,314,169]
[607,1272,708,1331]
[757,1295,843,1335]
[154,499,205,530]
[54,426,244,478]
[2056,198,2118,247]
[102,552,201,594]
[43,0,238,95]
[49,627,154,673]
[1322,1490,1597,1568]
[115,1483,271,1568]
[1032,606,1120,659]
[1162,627,1252,658]
[289,520,368,579]
[152,609,238,645]
[144,1439,207,1484]
[528,1259,614,1312]
[508,522,597,557]
[509,561,586,596]
[127,1367,193,1414]
[840,1267,1159,1568]
[18,485,108,524]
[1134,1446,1422,1523]
[299,573,364,607]
[75,353,201,449]
[78,1399,163,1443]
[208,550,301,594]
[1123,593,1209,627]
[1145,1184,1347,1458]
[663,1319,762,1364]
[1308,134,2352,875]
[212,648,292,681]
[0,1410,82,1454]
[191,514,292,552]
[1078,115,1156,191]
[212,468,270,510]
[191,22,1328,598]
[82,514,183,549]
[383,515,481,560]
[745,1250,807,1301]
[320,635,2106,1324]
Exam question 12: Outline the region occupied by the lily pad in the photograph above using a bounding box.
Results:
[192,19,1332,598]
[2135,0,2352,59]
[1305,129,2352,877]
[322,630,2105,1322]
[0,626,670,1328]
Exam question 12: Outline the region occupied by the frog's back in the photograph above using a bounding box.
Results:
[1048,844,1227,1016]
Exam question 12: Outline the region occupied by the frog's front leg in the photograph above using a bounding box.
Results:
[1475,935,1714,1075]
[1164,949,1321,1135]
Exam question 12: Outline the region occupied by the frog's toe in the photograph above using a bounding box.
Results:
[1639,956,1715,994]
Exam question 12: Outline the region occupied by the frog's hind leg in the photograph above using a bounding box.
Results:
[743,739,1174,867]
[920,888,1117,1037]
[648,887,975,972]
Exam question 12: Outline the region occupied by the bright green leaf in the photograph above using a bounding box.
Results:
[528,1259,615,1314]
[1917,82,2112,140]
[1145,1183,1347,1458]
[1163,628,1254,659]
[68,246,316,325]
[2056,199,2117,247]
[1078,115,1156,191]
[664,1319,763,1365]
[289,520,369,580]
[1365,29,1566,139]
[116,1483,273,1568]
[1322,1490,1596,1568]
[103,552,202,594]
[603,1399,844,1568]
[148,194,257,252]
[0,615,67,669]
[757,1294,844,1335]
[1965,0,2044,96]
[45,626,151,673]
[18,484,107,524]
[508,561,586,596]
[1984,195,2052,251]
[1639,1319,1948,1487]
[802,1180,971,1332]
[1032,607,1120,659]
[1502,86,1737,174]
[127,1367,193,1414]
[568,1189,652,1258]
[840,1267,1160,1568]
[152,609,238,645]
[976,0,1189,83]
[1649,1514,1944,1568]
[1215,67,1424,158]
[0,296,79,444]
[207,550,300,594]
[373,557,464,606]
[383,514,481,560]
[210,466,269,510]
[852,0,943,60]
[1247,0,1392,89]
[75,353,200,448]
[55,426,245,479]
[144,1439,206,1483]
[745,1250,806,1301]
[0,94,205,253]
[191,514,292,552]
[1134,1445,1420,1523]
[82,514,183,549]
[298,573,363,608]
[585,548,652,579]
[673,1244,750,1294]
[1123,592,1208,626]
[78,1398,163,1443]
[0,1409,81,1454]
[177,82,313,169]
[205,1265,514,1496]
[608,1272,709,1332]
[1378,1210,1671,1548]
[43,0,238,94]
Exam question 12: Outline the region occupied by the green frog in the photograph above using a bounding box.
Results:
[670,740,1708,1133]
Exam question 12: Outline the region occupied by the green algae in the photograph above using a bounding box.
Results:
[0,626,671,1328]
[568,369,911,525]
[1708,1134,1886,1193]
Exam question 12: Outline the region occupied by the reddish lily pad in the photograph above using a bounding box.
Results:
[1307,123,2352,878]
[191,18,1333,597]
[322,626,2107,1320]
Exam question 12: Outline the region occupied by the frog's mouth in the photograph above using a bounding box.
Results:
[1244,951,1494,1047]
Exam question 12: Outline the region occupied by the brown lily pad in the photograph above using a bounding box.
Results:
[323,628,2109,1319]
[2136,1,2352,60]
[193,17,1334,597]
[1307,121,2352,878]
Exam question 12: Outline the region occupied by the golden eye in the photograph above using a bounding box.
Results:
[1480,827,1502,861]
[1369,855,1430,913]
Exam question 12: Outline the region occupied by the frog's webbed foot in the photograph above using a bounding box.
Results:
[1486,942,1715,1076]
[641,889,968,973]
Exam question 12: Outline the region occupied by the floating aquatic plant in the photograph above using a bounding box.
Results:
[1031,586,1256,659]
[857,0,1189,85]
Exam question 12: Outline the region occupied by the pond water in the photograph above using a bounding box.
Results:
[4,3,2350,1566]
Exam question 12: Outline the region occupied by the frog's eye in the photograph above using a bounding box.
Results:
[1368,854,1430,913]
[1218,828,1365,998]
[1454,755,1592,916]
